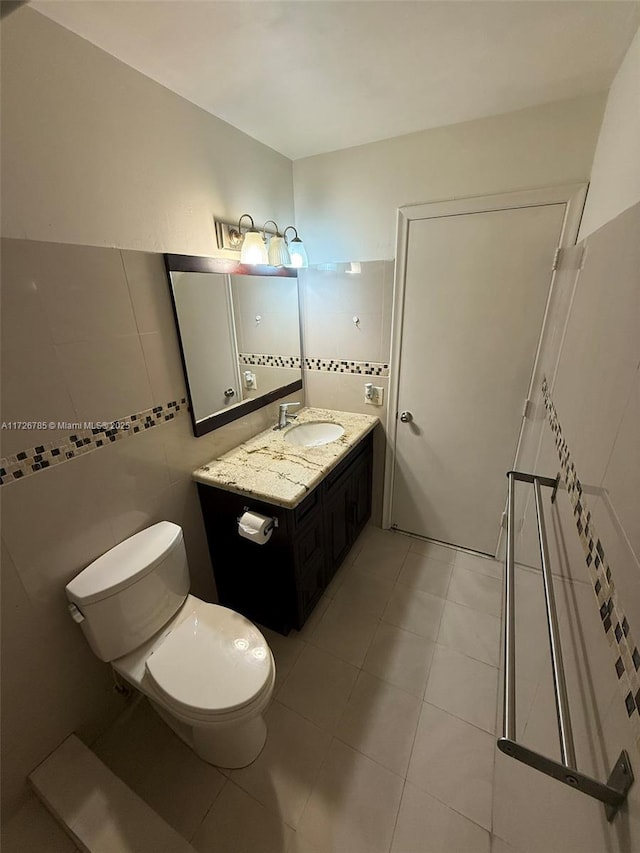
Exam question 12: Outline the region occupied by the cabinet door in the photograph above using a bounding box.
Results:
[350,450,373,537]
[293,512,325,627]
[324,476,352,580]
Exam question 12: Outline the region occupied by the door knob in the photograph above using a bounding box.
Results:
[224,388,236,398]
[399,411,413,423]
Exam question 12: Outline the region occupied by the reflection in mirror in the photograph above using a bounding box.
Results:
[165,256,302,437]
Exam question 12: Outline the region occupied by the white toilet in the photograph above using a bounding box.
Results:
[65,521,275,768]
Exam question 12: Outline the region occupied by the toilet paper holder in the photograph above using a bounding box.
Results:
[237,507,278,531]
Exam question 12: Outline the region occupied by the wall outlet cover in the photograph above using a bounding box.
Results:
[365,385,384,406]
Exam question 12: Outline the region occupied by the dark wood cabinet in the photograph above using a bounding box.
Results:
[197,431,373,634]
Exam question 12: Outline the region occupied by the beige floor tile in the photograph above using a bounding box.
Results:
[332,567,396,618]
[93,698,225,840]
[363,622,435,697]
[1,795,78,853]
[382,584,445,640]
[492,749,612,853]
[424,645,499,734]
[407,703,494,830]
[231,701,331,829]
[352,536,408,581]
[491,835,522,853]
[324,559,352,598]
[309,595,379,666]
[336,671,421,776]
[354,525,413,557]
[447,565,503,617]
[259,626,306,695]
[352,544,407,581]
[391,782,490,853]
[437,600,501,666]
[292,595,331,641]
[278,644,358,731]
[455,549,503,579]
[298,739,404,853]
[192,781,293,852]
[397,552,453,599]
[408,539,457,564]
[286,831,325,852]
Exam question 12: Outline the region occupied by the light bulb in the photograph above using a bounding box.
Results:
[288,237,308,268]
[240,230,268,265]
[268,235,291,267]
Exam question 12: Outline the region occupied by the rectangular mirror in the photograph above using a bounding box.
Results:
[165,254,303,436]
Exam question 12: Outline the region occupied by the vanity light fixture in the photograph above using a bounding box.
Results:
[283,226,309,269]
[262,221,291,267]
[215,215,308,268]
[236,214,268,265]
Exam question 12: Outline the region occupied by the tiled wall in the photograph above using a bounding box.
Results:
[0,237,304,818]
[493,204,640,851]
[298,260,395,522]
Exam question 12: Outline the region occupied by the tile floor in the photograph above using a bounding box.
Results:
[78,525,512,853]
[88,526,511,852]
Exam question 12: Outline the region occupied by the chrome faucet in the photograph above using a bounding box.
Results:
[275,401,301,430]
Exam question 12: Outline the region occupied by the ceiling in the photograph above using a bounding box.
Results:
[32,1,640,160]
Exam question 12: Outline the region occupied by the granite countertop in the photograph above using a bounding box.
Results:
[192,407,379,508]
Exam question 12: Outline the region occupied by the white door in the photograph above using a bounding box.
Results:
[388,188,585,555]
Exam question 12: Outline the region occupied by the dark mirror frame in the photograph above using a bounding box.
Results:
[164,253,303,437]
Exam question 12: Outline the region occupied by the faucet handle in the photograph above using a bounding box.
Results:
[280,401,301,412]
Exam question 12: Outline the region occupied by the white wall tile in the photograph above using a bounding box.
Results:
[140,330,188,407]
[32,241,138,345]
[56,334,154,422]
[122,250,177,338]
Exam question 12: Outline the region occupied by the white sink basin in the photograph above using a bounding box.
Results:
[285,422,345,447]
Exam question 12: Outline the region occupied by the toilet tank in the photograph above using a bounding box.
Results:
[66,522,190,662]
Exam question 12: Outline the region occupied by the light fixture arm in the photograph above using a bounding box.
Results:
[262,220,282,238]
[283,226,299,243]
[238,213,256,233]
[226,213,258,249]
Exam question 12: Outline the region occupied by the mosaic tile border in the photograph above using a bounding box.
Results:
[238,353,390,377]
[0,399,188,488]
[542,377,640,748]
[304,358,389,377]
[239,353,301,369]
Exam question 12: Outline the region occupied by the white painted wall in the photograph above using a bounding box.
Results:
[579,26,640,240]
[0,8,294,252]
[293,94,606,263]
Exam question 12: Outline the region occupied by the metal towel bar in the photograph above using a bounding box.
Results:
[498,470,634,822]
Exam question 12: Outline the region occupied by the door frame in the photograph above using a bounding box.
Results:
[382,183,588,541]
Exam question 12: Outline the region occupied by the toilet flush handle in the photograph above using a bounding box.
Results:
[68,602,85,623]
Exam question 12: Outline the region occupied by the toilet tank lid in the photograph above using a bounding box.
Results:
[66,521,183,606]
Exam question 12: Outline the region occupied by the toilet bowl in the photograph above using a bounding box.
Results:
[66,522,275,768]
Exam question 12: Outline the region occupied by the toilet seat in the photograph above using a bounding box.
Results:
[145,602,274,722]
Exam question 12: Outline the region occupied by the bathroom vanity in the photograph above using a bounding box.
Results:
[193,408,377,634]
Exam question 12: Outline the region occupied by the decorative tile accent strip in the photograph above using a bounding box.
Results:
[0,399,188,488]
[542,377,640,750]
[238,353,390,377]
[238,353,302,369]
[304,358,389,377]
